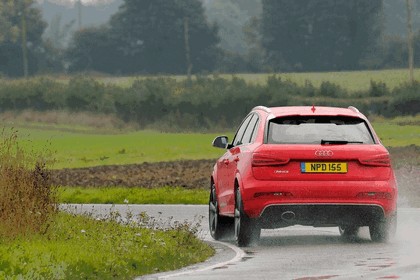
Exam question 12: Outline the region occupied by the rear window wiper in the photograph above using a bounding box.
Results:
[321,139,364,145]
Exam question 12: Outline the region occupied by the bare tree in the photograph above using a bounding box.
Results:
[406,0,415,83]
[77,0,82,30]
[20,0,29,78]
[184,17,193,82]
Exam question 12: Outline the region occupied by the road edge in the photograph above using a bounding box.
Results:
[136,239,245,279]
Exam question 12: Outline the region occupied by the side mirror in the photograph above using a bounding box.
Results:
[212,136,229,149]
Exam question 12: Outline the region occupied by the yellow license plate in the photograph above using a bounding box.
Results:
[301,162,347,173]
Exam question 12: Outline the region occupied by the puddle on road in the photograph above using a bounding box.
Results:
[212,265,229,270]
[241,256,253,262]
[293,275,339,280]
[355,256,396,272]
[244,250,256,255]
[241,250,256,262]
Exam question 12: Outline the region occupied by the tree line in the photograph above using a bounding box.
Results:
[0,0,419,77]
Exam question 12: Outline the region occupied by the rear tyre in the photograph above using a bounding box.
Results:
[234,187,261,247]
[339,225,359,241]
[209,184,233,240]
[369,213,397,243]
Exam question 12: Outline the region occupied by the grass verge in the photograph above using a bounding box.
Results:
[58,186,209,205]
[0,211,213,279]
[0,128,213,279]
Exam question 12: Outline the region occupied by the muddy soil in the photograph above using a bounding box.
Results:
[52,159,215,189]
[51,146,420,206]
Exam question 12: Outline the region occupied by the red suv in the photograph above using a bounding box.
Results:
[209,106,397,247]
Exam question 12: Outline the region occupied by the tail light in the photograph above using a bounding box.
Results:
[359,154,391,167]
[252,153,289,167]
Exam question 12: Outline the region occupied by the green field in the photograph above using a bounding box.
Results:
[41,68,420,92]
[13,127,231,169]
[101,69,419,92]
[11,119,420,169]
[374,123,420,147]
[230,69,419,92]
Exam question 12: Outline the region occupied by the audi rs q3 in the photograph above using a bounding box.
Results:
[209,106,397,247]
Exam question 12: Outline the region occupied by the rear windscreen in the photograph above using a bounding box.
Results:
[267,116,375,144]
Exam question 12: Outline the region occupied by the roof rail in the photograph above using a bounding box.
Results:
[348,106,360,113]
[252,106,271,113]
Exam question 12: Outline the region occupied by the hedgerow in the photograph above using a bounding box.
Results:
[0,75,418,131]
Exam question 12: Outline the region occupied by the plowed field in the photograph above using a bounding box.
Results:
[52,159,215,189]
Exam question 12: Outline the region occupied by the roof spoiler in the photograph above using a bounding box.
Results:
[252,106,271,113]
[348,106,360,113]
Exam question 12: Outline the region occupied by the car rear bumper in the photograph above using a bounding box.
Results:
[241,179,398,223]
[259,203,386,229]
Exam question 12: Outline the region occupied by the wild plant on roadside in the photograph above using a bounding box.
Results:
[0,128,57,238]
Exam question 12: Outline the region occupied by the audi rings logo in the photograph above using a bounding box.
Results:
[315,150,333,157]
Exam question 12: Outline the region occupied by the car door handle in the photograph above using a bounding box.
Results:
[223,159,230,165]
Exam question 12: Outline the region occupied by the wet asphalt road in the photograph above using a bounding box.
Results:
[64,205,420,279]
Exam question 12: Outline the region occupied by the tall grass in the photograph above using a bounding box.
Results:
[0,129,57,238]
[0,110,137,132]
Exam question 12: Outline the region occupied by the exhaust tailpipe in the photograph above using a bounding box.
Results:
[281,211,296,222]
